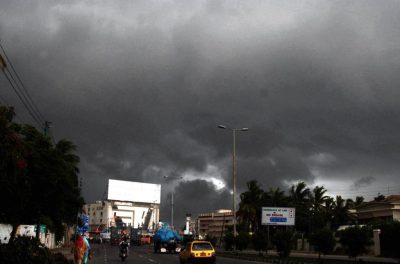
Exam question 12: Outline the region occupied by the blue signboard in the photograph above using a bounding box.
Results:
[270,217,287,223]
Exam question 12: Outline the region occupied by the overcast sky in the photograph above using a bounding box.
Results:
[2,0,400,227]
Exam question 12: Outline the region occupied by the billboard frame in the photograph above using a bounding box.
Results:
[107,179,161,204]
[261,207,295,226]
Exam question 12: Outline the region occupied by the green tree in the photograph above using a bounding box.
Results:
[310,186,330,231]
[0,106,32,241]
[375,220,400,258]
[0,106,84,242]
[331,196,352,230]
[289,182,311,234]
[252,229,268,254]
[309,228,336,262]
[235,231,250,251]
[272,230,294,259]
[263,187,289,207]
[223,229,235,251]
[238,180,264,232]
[338,226,373,262]
[347,196,365,209]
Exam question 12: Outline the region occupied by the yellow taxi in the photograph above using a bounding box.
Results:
[179,240,216,264]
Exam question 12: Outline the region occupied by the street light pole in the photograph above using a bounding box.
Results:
[171,191,174,227]
[232,128,237,240]
[163,175,182,227]
[218,125,248,248]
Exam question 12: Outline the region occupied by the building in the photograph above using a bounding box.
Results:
[83,200,160,233]
[356,195,400,224]
[196,209,233,242]
[83,179,161,233]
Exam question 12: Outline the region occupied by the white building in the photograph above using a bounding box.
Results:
[83,179,161,233]
[83,200,160,232]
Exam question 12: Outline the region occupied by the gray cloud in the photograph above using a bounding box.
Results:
[2,0,400,226]
[351,176,376,190]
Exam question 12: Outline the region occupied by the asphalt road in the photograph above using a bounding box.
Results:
[87,243,268,264]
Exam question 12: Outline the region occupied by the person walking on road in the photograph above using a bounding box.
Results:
[74,234,86,264]
[83,232,91,264]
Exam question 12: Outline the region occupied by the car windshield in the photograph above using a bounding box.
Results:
[192,243,213,251]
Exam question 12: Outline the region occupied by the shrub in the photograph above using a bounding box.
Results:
[376,221,400,258]
[337,225,373,260]
[309,228,336,259]
[223,231,235,251]
[0,236,72,264]
[235,231,250,251]
[272,230,294,259]
[252,230,268,253]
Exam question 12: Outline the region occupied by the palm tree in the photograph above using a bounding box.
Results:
[263,187,289,207]
[311,186,329,212]
[331,195,352,230]
[238,180,264,232]
[54,139,83,225]
[346,196,366,210]
[289,182,312,234]
[310,186,329,231]
[290,182,311,206]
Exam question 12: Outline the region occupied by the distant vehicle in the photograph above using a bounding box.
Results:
[130,228,141,246]
[153,222,182,253]
[100,230,111,242]
[179,240,216,264]
[141,234,151,245]
[110,226,128,245]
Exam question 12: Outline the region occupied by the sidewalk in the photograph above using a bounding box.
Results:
[50,246,74,261]
[218,249,399,263]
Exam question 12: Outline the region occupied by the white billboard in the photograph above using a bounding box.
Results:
[261,207,295,226]
[108,179,161,204]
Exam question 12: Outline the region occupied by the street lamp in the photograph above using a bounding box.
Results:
[218,124,248,245]
[163,175,182,227]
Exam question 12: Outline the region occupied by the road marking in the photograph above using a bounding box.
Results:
[102,244,108,264]
[136,252,158,263]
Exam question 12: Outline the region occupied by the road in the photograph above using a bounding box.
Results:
[88,243,267,264]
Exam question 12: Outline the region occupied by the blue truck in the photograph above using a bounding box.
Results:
[153,222,182,253]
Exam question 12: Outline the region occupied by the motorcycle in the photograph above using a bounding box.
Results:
[119,240,129,261]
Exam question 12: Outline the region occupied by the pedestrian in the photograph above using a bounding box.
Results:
[74,234,86,264]
[82,232,91,264]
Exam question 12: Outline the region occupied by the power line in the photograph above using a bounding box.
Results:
[0,42,55,135]
[1,68,43,128]
[4,67,44,124]
[0,42,46,122]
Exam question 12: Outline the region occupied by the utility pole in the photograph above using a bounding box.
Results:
[44,121,51,136]
[218,125,248,250]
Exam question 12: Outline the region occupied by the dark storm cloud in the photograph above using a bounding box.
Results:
[2,0,400,226]
[351,176,376,190]
[160,179,232,226]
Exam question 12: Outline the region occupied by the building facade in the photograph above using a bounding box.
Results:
[83,200,160,233]
[196,209,233,242]
[356,195,400,223]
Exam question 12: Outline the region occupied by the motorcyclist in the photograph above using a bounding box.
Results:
[119,236,130,259]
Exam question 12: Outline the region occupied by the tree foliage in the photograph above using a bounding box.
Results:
[237,180,358,241]
[252,229,268,253]
[0,236,72,264]
[0,106,84,242]
[272,230,294,259]
[235,231,250,251]
[337,225,373,259]
[309,228,336,259]
[374,221,400,258]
